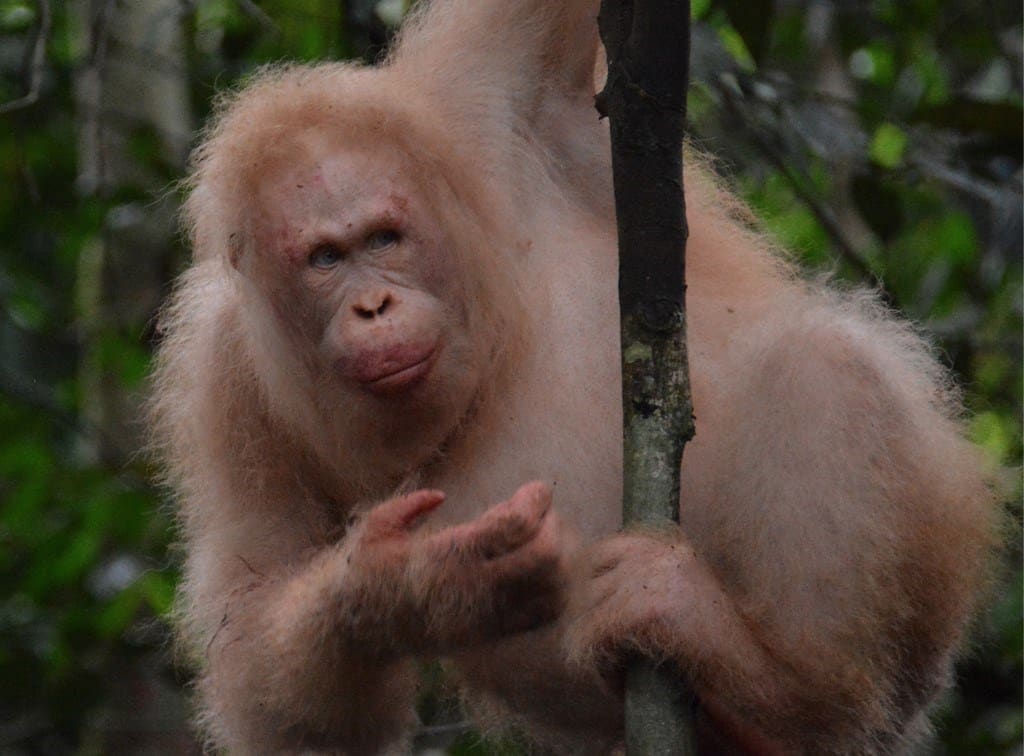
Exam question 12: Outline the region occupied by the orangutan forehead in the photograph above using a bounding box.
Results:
[230,124,418,203]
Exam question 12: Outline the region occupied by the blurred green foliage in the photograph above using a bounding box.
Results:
[0,0,1019,753]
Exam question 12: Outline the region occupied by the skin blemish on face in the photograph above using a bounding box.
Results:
[389,193,411,214]
[257,216,311,267]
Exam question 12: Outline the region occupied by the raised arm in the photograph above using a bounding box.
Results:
[389,0,610,202]
[391,0,601,106]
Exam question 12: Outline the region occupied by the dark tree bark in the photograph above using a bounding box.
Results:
[596,1,697,753]
[340,0,389,62]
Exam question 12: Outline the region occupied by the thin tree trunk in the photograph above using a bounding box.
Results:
[72,0,192,464]
[596,1,697,753]
[71,1,195,749]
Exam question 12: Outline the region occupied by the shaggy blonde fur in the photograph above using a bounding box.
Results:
[150,1,1000,752]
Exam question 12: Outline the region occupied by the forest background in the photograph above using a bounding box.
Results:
[0,0,1020,753]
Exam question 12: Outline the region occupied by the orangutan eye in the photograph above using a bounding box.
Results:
[366,229,401,250]
[308,243,344,269]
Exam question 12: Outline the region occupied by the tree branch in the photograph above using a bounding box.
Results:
[598,0,698,752]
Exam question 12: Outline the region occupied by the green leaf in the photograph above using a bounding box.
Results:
[933,213,977,266]
[716,25,756,73]
[44,529,103,591]
[974,353,1012,396]
[2,477,49,540]
[99,334,151,390]
[96,588,143,638]
[718,0,774,64]
[139,572,176,615]
[869,123,908,168]
[691,0,711,20]
[741,172,831,265]
[968,411,1014,463]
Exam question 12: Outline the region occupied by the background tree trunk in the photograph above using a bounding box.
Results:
[70,2,195,750]
[71,0,191,463]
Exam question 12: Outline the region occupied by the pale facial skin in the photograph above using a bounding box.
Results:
[252,147,462,396]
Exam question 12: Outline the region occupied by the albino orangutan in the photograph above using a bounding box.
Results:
[150,0,999,752]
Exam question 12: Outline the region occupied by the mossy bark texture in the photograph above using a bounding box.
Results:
[597,0,698,753]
